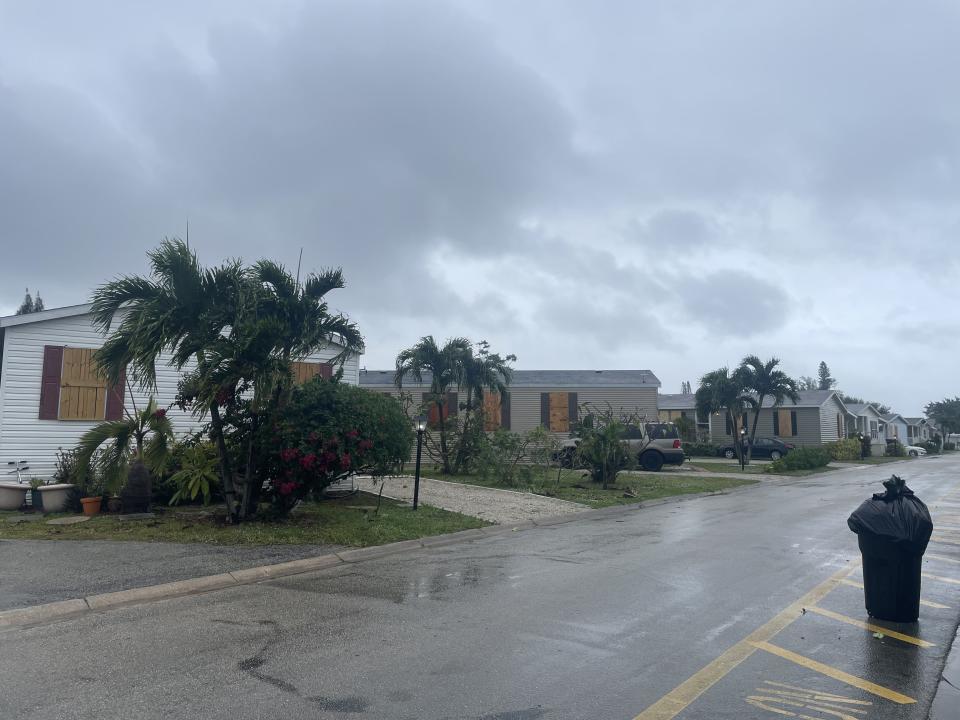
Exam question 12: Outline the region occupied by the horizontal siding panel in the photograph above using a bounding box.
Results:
[0,312,360,480]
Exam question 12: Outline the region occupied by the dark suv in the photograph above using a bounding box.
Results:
[719,437,794,460]
[558,422,685,472]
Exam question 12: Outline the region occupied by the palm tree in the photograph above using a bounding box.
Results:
[695,367,755,463]
[738,355,800,462]
[91,239,248,518]
[453,341,516,473]
[75,395,174,496]
[395,336,471,474]
[90,241,364,521]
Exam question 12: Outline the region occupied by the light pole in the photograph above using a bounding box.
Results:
[413,415,426,510]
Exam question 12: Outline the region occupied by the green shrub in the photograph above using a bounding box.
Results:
[886,440,906,457]
[475,429,528,486]
[917,440,940,454]
[574,410,635,488]
[168,442,220,505]
[945,442,957,451]
[262,380,414,514]
[684,442,719,457]
[769,446,832,472]
[825,438,861,461]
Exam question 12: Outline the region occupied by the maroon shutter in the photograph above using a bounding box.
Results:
[105,367,126,420]
[39,345,64,420]
[319,362,333,380]
[500,391,511,430]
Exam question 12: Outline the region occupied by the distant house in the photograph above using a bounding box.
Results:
[0,304,361,480]
[709,390,849,447]
[879,414,909,445]
[844,403,887,455]
[904,417,930,444]
[658,393,709,440]
[359,369,661,436]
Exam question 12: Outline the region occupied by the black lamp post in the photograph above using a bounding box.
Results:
[413,415,426,510]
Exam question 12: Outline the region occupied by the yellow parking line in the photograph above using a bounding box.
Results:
[922,572,960,586]
[804,606,935,647]
[926,553,960,564]
[751,641,915,705]
[838,579,949,609]
[631,565,854,720]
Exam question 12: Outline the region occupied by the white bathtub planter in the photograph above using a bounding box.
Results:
[36,484,75,513]
[0,483,29,511]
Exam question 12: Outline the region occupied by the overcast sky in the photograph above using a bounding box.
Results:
[1,1,957,415]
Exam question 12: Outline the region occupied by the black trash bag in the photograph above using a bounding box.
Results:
[847,475,933,556]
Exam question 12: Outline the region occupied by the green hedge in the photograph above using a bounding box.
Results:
[887,440,906,457]
[770,446,832,472]
[684,442,719,457]
[825,438,861,461]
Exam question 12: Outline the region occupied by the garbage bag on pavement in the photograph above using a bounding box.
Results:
[847,475,933,555]
[847,475,933,622]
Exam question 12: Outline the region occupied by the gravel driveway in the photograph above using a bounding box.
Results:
[355,475,587,524]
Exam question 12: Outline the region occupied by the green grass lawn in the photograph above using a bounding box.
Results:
[0,493,486,546]
[437,468,757,509]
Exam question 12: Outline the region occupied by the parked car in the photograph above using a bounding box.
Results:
[719,437,794,461]
[557,422,684,472]
[904,444,927,457]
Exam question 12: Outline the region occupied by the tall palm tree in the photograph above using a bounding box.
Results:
[738,355,800,462]
[695,367,755,463]
[453,341,516,473]
[395,336,471,474]
[76,396,174,495]
[91,239,247,517]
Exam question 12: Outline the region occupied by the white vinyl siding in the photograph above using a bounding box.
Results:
[0,311,359,480]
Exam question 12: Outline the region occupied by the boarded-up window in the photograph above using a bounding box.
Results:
[773,409,795,437]
[540,392,577,432]
[483,392,502,431]
[425,391,458,428]
[59,348,108,421]
[292,361,333,385]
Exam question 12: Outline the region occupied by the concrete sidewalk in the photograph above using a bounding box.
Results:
[930,625,960,719]
[0,539,339,611]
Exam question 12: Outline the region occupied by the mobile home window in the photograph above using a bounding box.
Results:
[540,392,578,432]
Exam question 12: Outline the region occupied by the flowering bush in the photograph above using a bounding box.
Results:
[261,379,413,514]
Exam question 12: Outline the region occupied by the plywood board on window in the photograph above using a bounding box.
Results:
[59,348,107,420]
[549,392,570,432]
[484,392,502,431]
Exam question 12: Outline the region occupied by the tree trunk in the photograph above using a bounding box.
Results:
[210,402,239,522]
[452,387,475,474]
[438,397,451,474]
[238,413,261,519]
[728,409,743,463]
[746,394,766,464]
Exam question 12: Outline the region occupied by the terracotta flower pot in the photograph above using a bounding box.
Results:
[81,496,103,516]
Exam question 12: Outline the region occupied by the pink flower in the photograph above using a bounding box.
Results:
[300,453,317,470]
[358,439,374,452]
[308,432,320,443]
[346,429,360,439]
[153,408,167,419]
[278,481,297,496]
[280,448,300,463]
[340,453,351,469]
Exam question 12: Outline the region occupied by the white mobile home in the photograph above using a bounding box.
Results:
[0,304,360,480]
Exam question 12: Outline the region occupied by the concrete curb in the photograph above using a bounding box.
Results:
[0,483,755,630]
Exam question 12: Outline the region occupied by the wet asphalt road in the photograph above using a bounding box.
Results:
[2,456,960,720]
